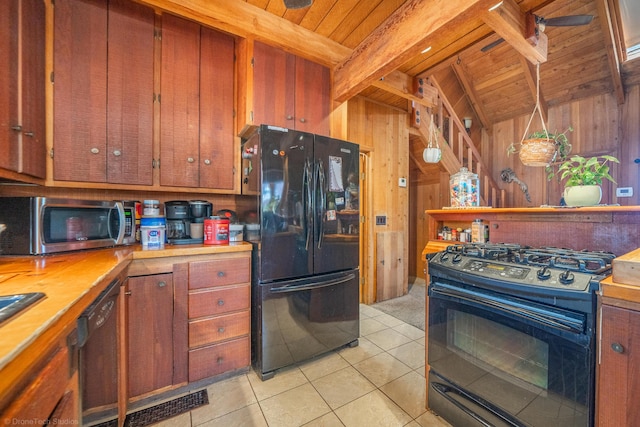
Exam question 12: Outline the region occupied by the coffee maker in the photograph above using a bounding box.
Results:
[189,200,212,223]
[165,200,191,243]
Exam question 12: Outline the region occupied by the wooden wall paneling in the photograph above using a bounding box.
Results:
[620,85,640,206]
[376,231,404,302]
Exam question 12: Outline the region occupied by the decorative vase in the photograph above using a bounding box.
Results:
[423,147,441,163]
[563,185,602,206]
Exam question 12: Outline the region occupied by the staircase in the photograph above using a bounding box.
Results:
[410,76,505,208]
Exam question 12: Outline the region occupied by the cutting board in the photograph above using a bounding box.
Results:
[612,248,640,286]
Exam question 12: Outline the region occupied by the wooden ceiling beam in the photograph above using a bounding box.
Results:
[596,0,625,104]
[481,0,548,65]
[452,61,491,130]
[134,0,351,67]
[333,0,501,103]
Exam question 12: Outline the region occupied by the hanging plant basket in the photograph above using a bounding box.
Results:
[518,138,557,166]
[423,113,441,163]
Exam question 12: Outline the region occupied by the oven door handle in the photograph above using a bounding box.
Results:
[431,285,585,334]
[270,273,355,293]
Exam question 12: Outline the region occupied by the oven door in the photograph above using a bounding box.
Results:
[428,280,594,427]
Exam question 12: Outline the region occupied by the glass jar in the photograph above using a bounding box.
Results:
[450,167,480,208]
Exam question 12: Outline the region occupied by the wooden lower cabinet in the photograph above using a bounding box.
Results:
[597,302,640,426]
[187,257,251,382]
[2,344,79,424]
[124,251,251,407]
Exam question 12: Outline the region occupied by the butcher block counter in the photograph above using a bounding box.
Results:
[0,242,251,414]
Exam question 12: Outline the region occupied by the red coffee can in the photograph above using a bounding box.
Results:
[204,217,230,245]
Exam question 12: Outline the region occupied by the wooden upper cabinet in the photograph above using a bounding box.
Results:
[160,15,236,190]
[53,0,154,184]
[0,0,46,179]
[251,41,330,136]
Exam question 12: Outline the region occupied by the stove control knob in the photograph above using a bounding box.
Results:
[440,253,449,262]
[537,267,552,281]
[452,254,463,264]
[559,270,575,285]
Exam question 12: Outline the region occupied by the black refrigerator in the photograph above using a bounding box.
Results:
[244,125,360,380]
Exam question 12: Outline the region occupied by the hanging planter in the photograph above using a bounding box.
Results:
[423,114,442,163]
[506,63,572,167]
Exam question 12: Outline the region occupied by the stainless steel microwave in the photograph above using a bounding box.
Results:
[0,197,133,255]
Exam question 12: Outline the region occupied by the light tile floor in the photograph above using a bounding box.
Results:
[154,304,452,427]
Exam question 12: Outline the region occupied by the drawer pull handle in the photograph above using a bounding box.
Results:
[218,327,225,333]
[90,148,100,154]
[217,299,225,306]
[217,357,224,364]
[217,271,225,277]
[611,342,625,354]
[158,281,166,287]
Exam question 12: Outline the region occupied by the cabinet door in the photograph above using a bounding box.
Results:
[199,27,235,190]
[0,0,45,178]
[294,57,330,135]
[160,14,201,187]
[598,305,640,426]
[53,0,108,182]
[252,41,295,129]
[106,0,154,185]
[127,273,174,398]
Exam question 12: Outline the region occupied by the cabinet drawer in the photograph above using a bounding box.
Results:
[189,257,250,289]
[188,337,250,382]
[189,310,250,348]
[188,285,249,318]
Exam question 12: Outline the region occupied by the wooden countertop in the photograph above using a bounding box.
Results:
[426,206,640,214]
[0,242,251,406]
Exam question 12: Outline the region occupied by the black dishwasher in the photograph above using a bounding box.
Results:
[77,274,122,425]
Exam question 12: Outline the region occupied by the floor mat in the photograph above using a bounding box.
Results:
[124,389,209,427]
[372,279,425,330]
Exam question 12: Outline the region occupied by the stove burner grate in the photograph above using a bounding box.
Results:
[444,243,614,275]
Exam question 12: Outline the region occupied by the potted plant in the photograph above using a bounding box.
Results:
[547,154,619,206]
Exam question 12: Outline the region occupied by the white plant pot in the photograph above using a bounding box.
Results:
[423,147,441,163]
[563,185,602,206]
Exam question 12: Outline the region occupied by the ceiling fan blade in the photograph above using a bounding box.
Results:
[283,0,313,9]
[540,15,594,27]
[481,38,505,52]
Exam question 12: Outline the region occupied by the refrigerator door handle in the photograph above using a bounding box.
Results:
[270,272,356,293]
[317,159,326,248]
[304,158,313,251]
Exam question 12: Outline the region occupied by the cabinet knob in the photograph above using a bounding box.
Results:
[217,299,225,306]
[217,357,224,364]
[113,150,122,157]
[204,159,211,165]
[90,148,100,154]
[286,115,294,120]
[187,157,195,163]
[218,327,225,333]
[611,342,625,354]
[158,281,166,288]
[217,271,226,278]
[11,125,22,132]
[299,117,306,123]
[24,131,34,137]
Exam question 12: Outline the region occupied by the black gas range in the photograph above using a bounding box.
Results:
[427,243,614,427]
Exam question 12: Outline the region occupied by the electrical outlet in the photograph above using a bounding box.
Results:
[616,187,634,197]
[375,215,386,225]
